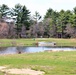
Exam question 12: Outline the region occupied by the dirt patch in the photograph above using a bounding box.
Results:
[5,69,44,75]
[0,66,44,75]
[0,66,6,70]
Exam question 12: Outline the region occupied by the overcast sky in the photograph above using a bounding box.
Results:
[0,0,76,17]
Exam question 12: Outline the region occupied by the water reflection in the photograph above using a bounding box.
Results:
[0,46,76,54]
[0,47,17,54]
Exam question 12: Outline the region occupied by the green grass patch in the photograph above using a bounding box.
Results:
[0,51,76,75]
[0,38,76,47]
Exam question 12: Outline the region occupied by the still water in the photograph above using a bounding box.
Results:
[0,46,76,54]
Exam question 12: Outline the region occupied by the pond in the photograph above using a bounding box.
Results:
[0,46,76,54]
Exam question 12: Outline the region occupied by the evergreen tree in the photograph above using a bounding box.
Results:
[0,4,9,18]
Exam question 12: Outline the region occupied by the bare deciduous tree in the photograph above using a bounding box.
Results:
[65,24,76,38]
[20,25,26,38]
[8,22,16,38]
[0,20,9,38]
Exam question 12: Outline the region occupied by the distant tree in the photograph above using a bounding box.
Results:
[12,4,30,38]
[44,8,53,18]
[38,22,44,37]
[73,7,76,14]
[21,6,30,29]
[69,7,76,38]
[12,4,22,37]
[0,4,9,18]
[8,22,16,38]
[33,11,41,23]
[43,18,52,37]
[0,13,1,18]
[29,24,37,38]
[57,10,66,38]
[20,25,26,38]
[65,24,74,38]
[29,11,41,38]
[31,22,44,38]
[44,8,59,37]
[0,21,9,38]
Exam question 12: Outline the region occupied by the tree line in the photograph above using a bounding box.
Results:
[0,4,76,38]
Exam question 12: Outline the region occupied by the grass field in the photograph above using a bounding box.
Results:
[0,51,76,75]
[0,38,76,47]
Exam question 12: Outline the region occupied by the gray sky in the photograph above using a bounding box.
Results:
[0,0,76,17]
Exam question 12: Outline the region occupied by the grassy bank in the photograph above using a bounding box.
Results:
[0,38,76,47]
[0,51,76,75]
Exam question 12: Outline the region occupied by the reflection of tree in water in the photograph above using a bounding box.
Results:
[0,47,8,51]
[0,47,8,54]
[16,46,26,54]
